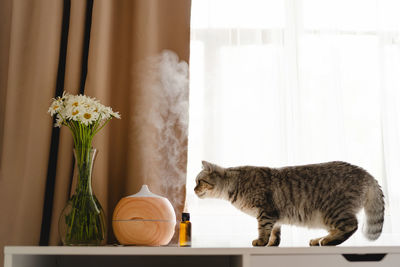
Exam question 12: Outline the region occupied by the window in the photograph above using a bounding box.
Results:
[187,0,400,246]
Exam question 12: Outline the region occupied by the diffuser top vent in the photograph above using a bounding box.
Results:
[127,184,163,199]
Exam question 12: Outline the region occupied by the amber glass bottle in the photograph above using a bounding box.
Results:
[179,212,191,247]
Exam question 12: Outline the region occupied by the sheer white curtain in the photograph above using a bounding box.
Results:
[187,0,400,246]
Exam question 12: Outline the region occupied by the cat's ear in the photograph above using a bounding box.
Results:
[202,160,213,172]
[202,160,225,176]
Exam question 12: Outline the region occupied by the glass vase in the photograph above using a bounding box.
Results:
[59,147,106,245]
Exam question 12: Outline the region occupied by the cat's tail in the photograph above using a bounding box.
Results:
[363,180,385,240]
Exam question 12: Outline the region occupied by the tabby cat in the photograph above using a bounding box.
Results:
[194,161,384,246]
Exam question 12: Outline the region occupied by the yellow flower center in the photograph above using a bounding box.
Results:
[72,102,79,107]
[72,110,79,116]
[53,105,59,110]
[84,113,92,119]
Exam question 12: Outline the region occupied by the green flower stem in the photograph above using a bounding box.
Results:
[93,118,111,136]
[56,117,107,245]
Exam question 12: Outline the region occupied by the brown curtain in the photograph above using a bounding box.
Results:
[0,0,191,263]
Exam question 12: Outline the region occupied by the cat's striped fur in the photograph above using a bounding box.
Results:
[194,161,384,246]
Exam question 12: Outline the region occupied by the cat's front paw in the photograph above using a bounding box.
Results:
[309,237,324,246]
[252,238,268,247]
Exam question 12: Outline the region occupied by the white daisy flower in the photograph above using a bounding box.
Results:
[111,110,121,119]
[84,100,100,115]
[91,102,102,114]
[100,106,121,120]
[65,105,83,121]
[65,95,82,110]
[54,114,64,127]
[80,110,98,126]
[48,99,63,116]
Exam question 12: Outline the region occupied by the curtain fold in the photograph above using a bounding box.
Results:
[0,0,65,259]
[0,0,191,262]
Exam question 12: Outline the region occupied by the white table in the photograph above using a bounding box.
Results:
[4,246,400,267]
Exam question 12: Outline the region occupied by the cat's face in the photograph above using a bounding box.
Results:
[194,161,225,199]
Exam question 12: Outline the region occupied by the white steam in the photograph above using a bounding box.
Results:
[133,50,189,210]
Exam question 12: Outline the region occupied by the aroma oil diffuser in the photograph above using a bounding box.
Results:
[112,185,176,246]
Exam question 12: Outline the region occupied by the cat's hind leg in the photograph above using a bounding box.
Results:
[310,214,358,246]
[267,225,281,246]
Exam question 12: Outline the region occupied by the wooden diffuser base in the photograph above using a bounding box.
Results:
[112,185,176,246]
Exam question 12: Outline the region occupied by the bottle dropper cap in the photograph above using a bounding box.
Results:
[182,212,190,221]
